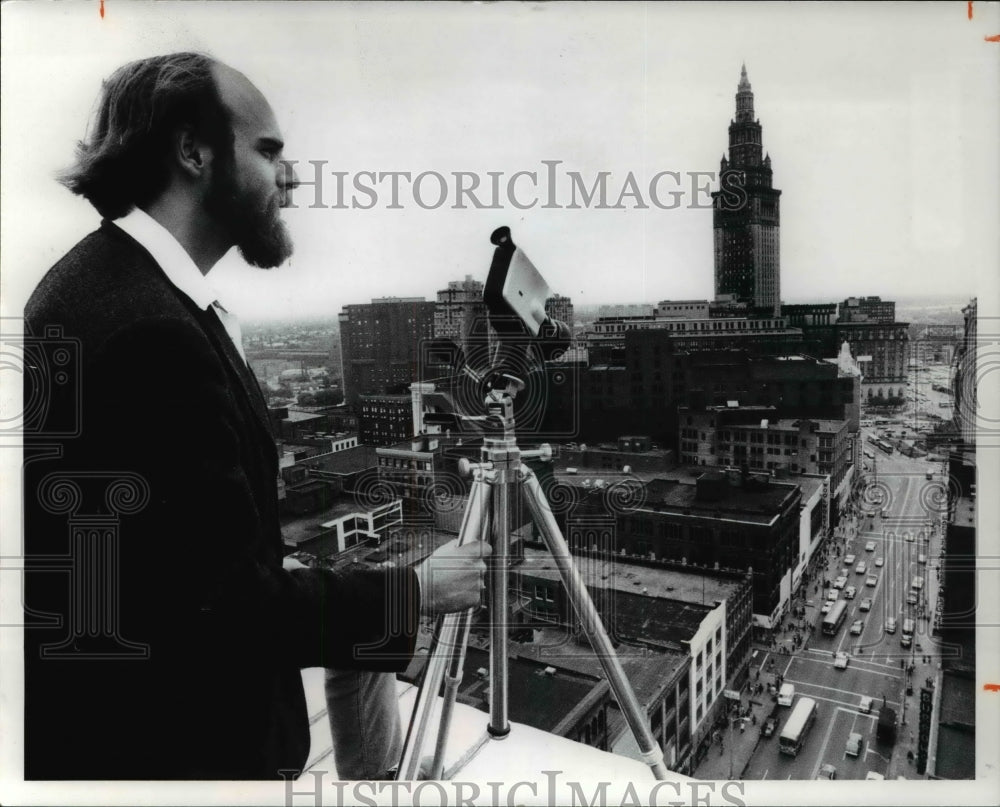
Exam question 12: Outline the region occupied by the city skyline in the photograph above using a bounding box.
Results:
[2,3,996,325]
[0,2,996,803]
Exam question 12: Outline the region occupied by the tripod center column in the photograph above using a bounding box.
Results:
[486,436,518,739]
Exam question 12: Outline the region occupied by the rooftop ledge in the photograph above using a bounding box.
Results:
[301,668,688,787]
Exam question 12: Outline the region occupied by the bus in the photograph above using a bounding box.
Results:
[779,697,818,756]
[822,600,849,635]
[875,439,894,455]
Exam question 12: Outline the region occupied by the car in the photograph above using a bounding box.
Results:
[866,575,878,587]
[834,651,849,670]
[846,732,864,757]
[844,586,857,599]
[851,619,864,635]
[816,763,837,780]
[875,556,885,568]
[855,561,867,575]
[826,588,839,601]
[840,567,850,578]
[886,617,896,633]
[865,771,885,780]
[905,532,915,542]
[865,541,876,552]
[859,597,873,612]
[762,715,779,737]
[821,601,832,614]
[919,553,927,564]
[907,591,918,605]
[845,554,857,565]
[834,576,848,589]
[859,696,874,713]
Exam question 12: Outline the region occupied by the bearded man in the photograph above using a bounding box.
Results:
[23,53,487,781]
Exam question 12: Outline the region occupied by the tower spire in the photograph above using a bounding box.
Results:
[735,63,754,122]
[739,62,750,90]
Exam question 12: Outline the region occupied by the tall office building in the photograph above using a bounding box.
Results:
[433,275,487,348]
[338,297,437,407]
[545,294,575,329]
[711,65,781,316]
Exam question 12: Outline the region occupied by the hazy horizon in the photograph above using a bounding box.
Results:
[2,2,996,325]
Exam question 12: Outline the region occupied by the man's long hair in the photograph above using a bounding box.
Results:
[60,52,233,220]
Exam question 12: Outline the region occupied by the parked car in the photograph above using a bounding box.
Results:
[919,553,927,564]
[866,575,878,587]
[834,652,850,670]
[816,763,837,780]
[859,696,874,713]
[865,541,876,552]
[834,576,848,589]
[851,619,864,635]
[859,597,873,612]
[875,556,885,568]
[846,732,864,757]
[844,586,857,600]
[762,715,779,738]
[907,590,918,604]
[845,554,857,565]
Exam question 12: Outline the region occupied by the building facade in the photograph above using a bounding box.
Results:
[433,275,488,353]
[711,65,781,316]
[338,297,437,407]
[677,406,851,491]
[545,294,575,328]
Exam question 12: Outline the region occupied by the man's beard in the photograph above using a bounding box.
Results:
[206,162,294,269]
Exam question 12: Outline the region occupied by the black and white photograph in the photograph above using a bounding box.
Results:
[1,2,997,805]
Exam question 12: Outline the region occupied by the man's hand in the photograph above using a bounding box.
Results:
[416,539,491,616]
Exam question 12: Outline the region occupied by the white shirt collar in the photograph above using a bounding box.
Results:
[114,207,224,312]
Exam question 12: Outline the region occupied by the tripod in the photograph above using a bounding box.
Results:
[396,376,669,780]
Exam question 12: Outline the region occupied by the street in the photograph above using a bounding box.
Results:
[738,432,946,780]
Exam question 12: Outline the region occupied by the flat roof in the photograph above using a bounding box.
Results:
[642,477,798,521]
[298,444,379,474]
[522,546,744,607]
[488,628,688,709]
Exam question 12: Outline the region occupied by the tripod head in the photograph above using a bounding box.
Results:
[422,227,572,439]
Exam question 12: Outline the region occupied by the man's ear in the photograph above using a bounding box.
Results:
[173,126,211,180]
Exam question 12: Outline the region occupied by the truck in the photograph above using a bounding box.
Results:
[777,683,795,707]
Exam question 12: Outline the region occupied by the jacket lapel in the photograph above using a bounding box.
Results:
[100,221,277,458]
[197,305,278,453]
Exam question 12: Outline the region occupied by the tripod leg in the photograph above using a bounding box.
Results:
[429,608,474,779]
[396,472,491,780]
[519,467,670,780]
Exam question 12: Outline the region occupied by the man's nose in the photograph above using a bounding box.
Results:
[278,160,300,190]
[278,160,300,207]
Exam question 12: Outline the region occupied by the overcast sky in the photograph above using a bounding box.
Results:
[2,1,997,322]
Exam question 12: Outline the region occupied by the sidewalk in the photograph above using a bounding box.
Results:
[692,693,766,779]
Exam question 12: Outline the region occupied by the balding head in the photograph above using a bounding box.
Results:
[59,52,231,219]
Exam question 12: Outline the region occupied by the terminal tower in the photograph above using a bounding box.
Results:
[711,65,782,316]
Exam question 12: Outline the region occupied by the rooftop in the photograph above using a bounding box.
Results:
[298,444,379,475]
[521,546,744,609]
[641,477,798,522]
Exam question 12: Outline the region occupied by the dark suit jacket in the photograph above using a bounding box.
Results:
[23,221,420,779]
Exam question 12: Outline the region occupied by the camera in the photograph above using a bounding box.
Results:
[417,227,579,440]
